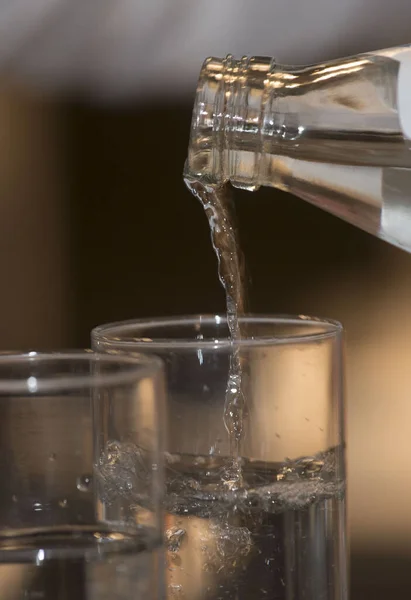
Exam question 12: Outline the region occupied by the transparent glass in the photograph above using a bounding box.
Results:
[186,45,411,251]
[0,351,165,600]
[92,315,347,600]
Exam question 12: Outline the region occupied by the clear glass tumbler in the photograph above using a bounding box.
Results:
[92,315,347,600]
[0,351,165,600]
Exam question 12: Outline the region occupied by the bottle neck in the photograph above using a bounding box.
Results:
[186,49,411,191]
[186,55,273,190]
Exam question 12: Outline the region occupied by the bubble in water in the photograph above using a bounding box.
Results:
[169,553,182,567]
[58,499,68,508]
[221,457,243,491]
[294,456,324,477]
[215,523,252,560]
[277,455,325,482]
[95,440,152,507]
[12,495,18,503]
[247,477,343,512]
[166,527,186,553]
[169,584,184,598]
[76,474,92,492]
[201,522,252,574]
[106,441,122,465]
[165,452,180,465]
[32,501,43,512]
[168,476,200,495]
[49,453,56,462]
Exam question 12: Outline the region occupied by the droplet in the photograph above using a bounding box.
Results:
[170,553,182,566]
[12,495,18,503]
[76,475,92,492]
[166,527,186,553]
[36,549,45,565]
[58,499,68,508]
[49,453,56,462]
[169,584,183,597]
[106,441,121,465]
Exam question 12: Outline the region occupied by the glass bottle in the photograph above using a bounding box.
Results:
[185,45,411,252]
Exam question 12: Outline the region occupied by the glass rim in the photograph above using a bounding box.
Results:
[92,314,343,349]
[0,350,163,394]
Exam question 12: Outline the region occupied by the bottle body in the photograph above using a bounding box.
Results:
[186,46,411,251]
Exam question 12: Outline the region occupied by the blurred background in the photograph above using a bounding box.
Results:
[1,0,411,597]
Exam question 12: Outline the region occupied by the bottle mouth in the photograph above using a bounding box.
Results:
[185,55,274,190]
[184,56,230,186]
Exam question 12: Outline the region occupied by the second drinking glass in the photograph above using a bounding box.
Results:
[92,315,347,600]
[0,351,165,600]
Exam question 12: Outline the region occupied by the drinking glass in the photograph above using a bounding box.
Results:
[0,351,165,600]
[92,315,347,600]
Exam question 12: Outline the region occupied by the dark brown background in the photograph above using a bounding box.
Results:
[69,100,411,599]
[1,89,411,597]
